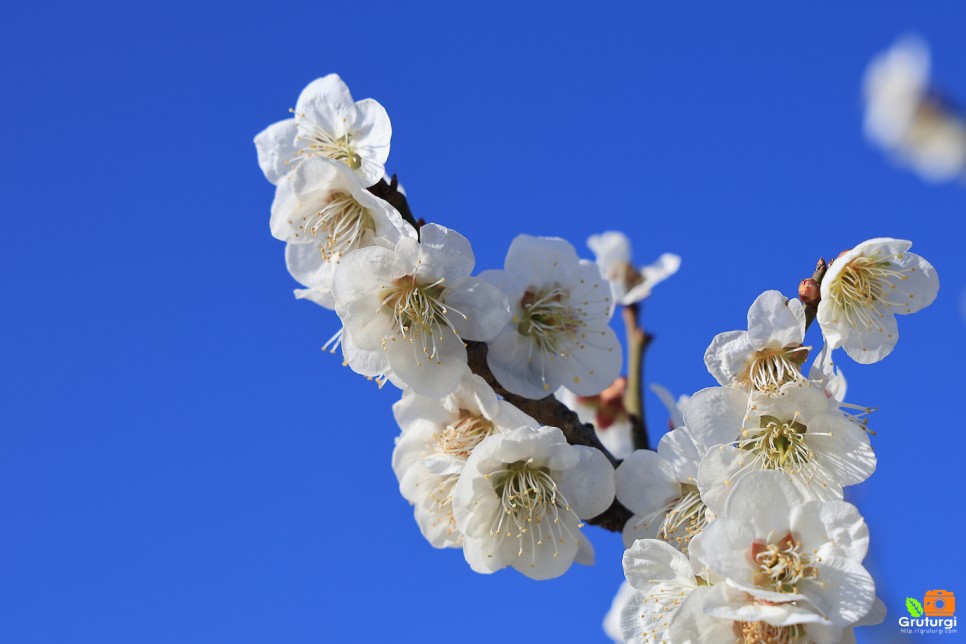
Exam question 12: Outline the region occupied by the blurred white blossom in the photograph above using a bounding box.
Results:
[587,231,680,306]
[864,36,966,183]
[556,378,634,459]
[650,383,689,429]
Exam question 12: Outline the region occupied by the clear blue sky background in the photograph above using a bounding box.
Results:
[2,2,964,642]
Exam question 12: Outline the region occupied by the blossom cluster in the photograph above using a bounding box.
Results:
[255,74,940,642]
[609,246,937,642]
[253,75,646,579]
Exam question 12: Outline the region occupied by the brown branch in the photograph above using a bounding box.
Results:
[622,304,652,451]
[367,175,420,230]
[466,341,634,533]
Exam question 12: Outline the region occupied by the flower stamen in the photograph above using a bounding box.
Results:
[293,191,373,258]
[381,276,466,365]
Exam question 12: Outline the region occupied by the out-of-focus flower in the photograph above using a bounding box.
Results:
[255,74,391,186]
[587,231,680,306]
[704,290,809,393]
[332,224,510,396]
[480,235,621,399]
[272,157,415,308]
[451,425,615,579]
[864,36,966,183]
[817,238,939,364]
[392,371,538,548]
[557,377,634,459]
[650,383,689,429]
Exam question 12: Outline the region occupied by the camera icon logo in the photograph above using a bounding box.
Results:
[924,590,956,617]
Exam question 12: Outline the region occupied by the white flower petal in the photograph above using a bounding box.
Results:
[790,501,869,562]
[695,445,743,516]
[350,97,392,173]
[699,518,759,583]
[444,277,511,342]
[801,556,876,627]
[663,587,734,643]
[622,538,696,592]
[702,583,832,626]
[415,223,475,285]
[623,252,681,304]
[656,426,702,482]
[603,581,635,643]
[615,450,681,516]
[703,330,753,387]
[746,290,806,350]
[557,446,616,519]
[295,74,356,138]
[253,118,298,184]
[722,470,802,536]
[682,386,749,449]
[651,383,687,429]
[385,333,468,397]
[503,234,582,286]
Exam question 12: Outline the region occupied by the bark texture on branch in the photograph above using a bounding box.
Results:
[466,341,634,533]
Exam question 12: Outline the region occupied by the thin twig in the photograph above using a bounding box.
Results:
[622,303,652,451]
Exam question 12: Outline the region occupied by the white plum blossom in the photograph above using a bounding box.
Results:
[255,74,391,186]
[864,36,966,183]
[332,224,510,396]
[616,426,710,550]
[556,378,634,459]
[481,235,622,399]
[704,290,809,393]
[451,425,615,579]
[700,471,875,627]
[587,231,681,306]
[817,238,939,364]
[619,535,866,643]
[688,382,875,512]
[667,583,860,644]
[619,538,705,642]
[272,157,415,308]
[391,371,538,548]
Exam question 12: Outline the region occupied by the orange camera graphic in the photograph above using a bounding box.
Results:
[924,590,956,617]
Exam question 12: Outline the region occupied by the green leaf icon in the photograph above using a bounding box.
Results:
[906,597,924,617]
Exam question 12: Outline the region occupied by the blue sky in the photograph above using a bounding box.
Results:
[2,2,964,642]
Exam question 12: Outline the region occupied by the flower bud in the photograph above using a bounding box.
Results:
[799,278,821,307]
